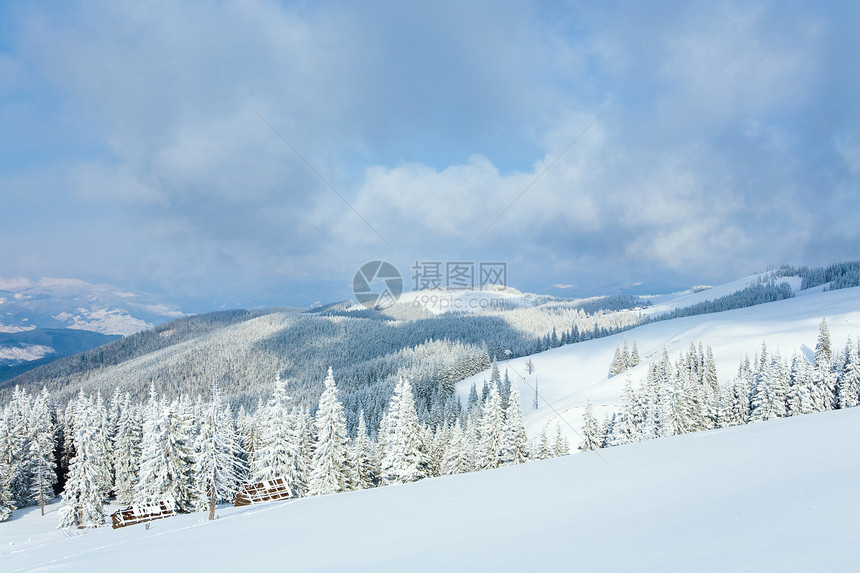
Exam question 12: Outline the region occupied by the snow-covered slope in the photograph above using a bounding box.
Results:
[642,270,801,316]
[3,408,858,572]
[457,285,860,443]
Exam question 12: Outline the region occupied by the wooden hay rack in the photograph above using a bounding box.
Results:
[234,477,294,507]
[111,500,176,529]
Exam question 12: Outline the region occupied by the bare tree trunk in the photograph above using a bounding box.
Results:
[208,469,217,521]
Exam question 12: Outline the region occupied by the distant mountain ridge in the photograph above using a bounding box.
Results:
[0,277,187,380]
[0,277,186,335]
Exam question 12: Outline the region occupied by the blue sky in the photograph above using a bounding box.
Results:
[1,0,858,311]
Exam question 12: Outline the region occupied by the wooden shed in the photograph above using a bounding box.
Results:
[111,500,176,529]
[234,477,294,507]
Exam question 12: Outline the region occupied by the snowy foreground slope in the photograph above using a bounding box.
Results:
[3,408,858,572]
[457,285,860,442]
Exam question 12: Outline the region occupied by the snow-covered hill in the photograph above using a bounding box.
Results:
[642,270,801,316]
[2,407,857,572]
[457,285,860,443]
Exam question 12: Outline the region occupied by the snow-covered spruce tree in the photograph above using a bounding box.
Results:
[195,381,246,519]
[532,427,551,460]
[442,419,471,475]
[478,382,505,470]
[4,387,31,506]
[630,341,640,367]
[608,379,638,446]
[28,388,57,515]
[579,402,601,452]
[786,353,815,416]
[552,423,570,457]
[308,368,353,496]
[467,382,481,414]
[294,408,315,497]
[836,338,860,409]
[609,345,625,376]
[90,392,112,502]
[815,318,832,367]
[0,463,13,521]
[112,393,141,505]
[500,383,529,465]
[501,369,512,410]
[57,392,109,528]
[351,412,378,489]
[136,386,196,512]
[380,377,429,485]
[251,377,305,496]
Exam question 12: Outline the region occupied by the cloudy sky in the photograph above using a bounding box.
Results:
[1,1,857,310]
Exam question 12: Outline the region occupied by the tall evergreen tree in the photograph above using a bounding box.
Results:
[380,377,428,485]
[28,388,57,515]
[478,383,505,470]
[251,377,305,496]
[815,318,832,367]
[57,393,108,528]
[579,402,602,452]
[836,339,860,409]
[351,412,378,489]
[112,393,141,505]
[136,387,196,512]
[500,384,529,465]
[196,381,246,519]
[308,368,353,496]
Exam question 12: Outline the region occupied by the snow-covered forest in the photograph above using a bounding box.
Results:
[1,316,857,528]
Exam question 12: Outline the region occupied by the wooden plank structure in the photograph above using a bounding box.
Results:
[234,477,293,507]
[111,500,176,529]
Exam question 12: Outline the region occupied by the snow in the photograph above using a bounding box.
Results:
[0,344,55,362]
[2,408,858,571]
[642,271,801,316]
[457,285,860,443]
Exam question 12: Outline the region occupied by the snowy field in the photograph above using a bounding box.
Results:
[2,407,858,572]
[456,285,860,444]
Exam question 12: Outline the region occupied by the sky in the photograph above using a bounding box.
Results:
[0,0,858,311]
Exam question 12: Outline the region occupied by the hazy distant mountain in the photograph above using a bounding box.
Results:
[0,277,186,336]
[0,277,187,380]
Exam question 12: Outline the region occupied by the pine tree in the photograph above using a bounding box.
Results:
[630,341,640,367]
[195,381,246,519]
[467,382,480,414]
[552,423,570,457]
[478,382,505,469]
[500,384,529,465]
[442,420,472,475]
[608,379,638,446]
[836,339,860,409]
[352,412,378,489]
[5,387,31,506]
[251,377,305,496]
[815,318,832,367]
[28,388,57,515]
[533,428,551,460]
[609,345,625,376]
[579,402,601,452]
[57,393,108,528]
[380,377,429,485]
[621,338,631,370]
[308,368,353,496]
[112,393,141,505]
[0,463,13,521]
[136,387,196,512]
